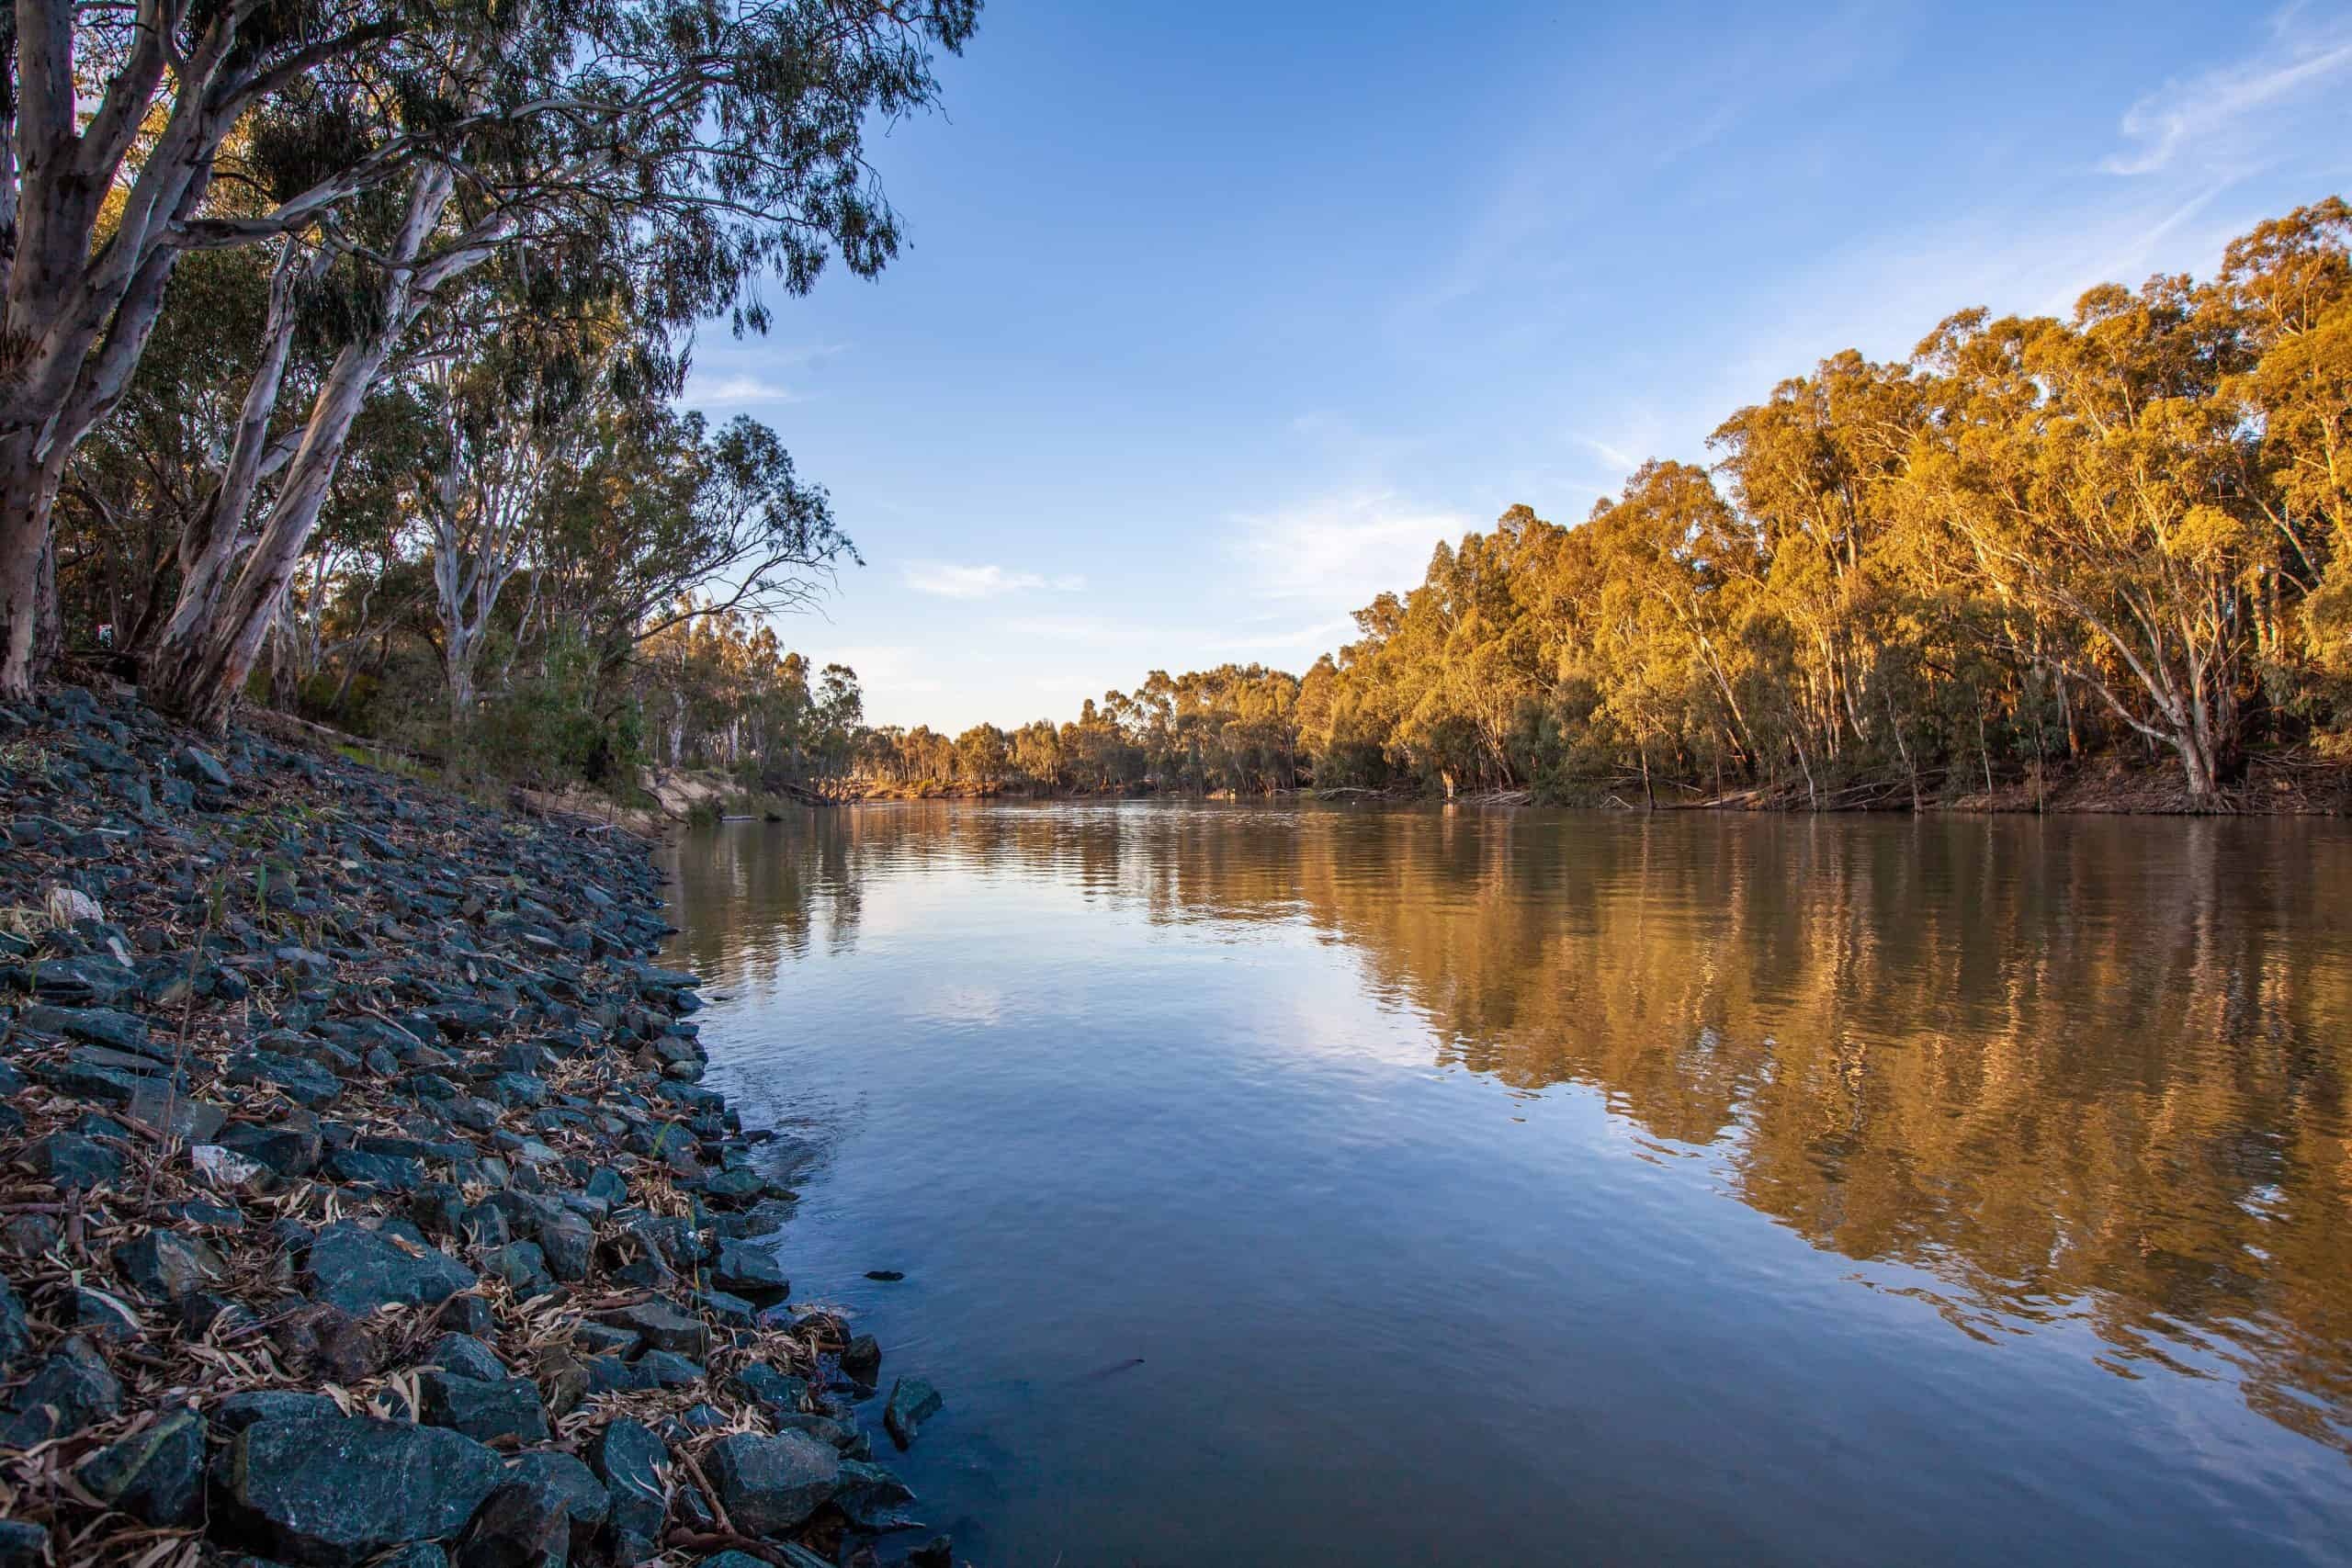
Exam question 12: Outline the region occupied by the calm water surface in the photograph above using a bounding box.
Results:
[662,804,2352,1566]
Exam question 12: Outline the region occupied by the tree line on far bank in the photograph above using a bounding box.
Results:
[865,198,2352,808]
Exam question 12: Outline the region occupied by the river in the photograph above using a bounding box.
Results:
[662,802,2352,1566]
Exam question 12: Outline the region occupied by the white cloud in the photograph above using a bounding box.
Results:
[902,561,1088,600]
[2102,9,2352,176]
[1224,490,1473,608]
[696,375,804,405]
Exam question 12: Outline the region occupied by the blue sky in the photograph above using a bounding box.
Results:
[682,0,2352,734]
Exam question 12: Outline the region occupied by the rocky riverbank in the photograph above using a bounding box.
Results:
[0,682,953,1568]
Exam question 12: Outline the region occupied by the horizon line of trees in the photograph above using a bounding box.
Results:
[861,197,2352,808]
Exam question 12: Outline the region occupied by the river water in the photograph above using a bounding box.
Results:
[662,803,2352,1566]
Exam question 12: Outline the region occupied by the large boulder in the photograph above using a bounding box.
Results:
[210,1415,507,1566]
[701,1430,840,1539]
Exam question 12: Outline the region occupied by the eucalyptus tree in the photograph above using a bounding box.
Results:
[135,0,976,728]
[0,0,516,695]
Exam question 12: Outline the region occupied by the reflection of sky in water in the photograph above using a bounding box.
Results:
[664,803,2352,1568]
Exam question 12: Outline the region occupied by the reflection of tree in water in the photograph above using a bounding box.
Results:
[666,805,2352,1454]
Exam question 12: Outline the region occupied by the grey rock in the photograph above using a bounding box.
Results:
[111,1231,227,1301]
[303,1221,477,1315]
[0,1522,46,1568]
[884,1377,944,1449]
[595,1299,707,1357]
[585,1419,666,1565]
[212,1415,507,1567]
[217,1120,323,1177]
[0,1281,29,1373]
[417,1371,549,1445]
[450,1479,567,1568]
[711,1240,786,1303]
[501,1450,608,1554]
[19,1002,160,1057]
[212,1390,343,1431]
[25,1131,122,1190]
[839,1334,880,1386]
[731,1362,808,1417]
[225,1049,344,1109]
[425,1332,508,1382]
[0,1337,121,1449]
[832,1458,917,1528]
[175,746,232,788]
[76,1408,208,1524]
[31,953,136,1005]
[701,1430,841,1538]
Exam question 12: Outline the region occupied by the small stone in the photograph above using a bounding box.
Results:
[0,1281,30,1372]
[31,953,135,1005]
[594,1299,707,1357]
[425,1332,508,1382]
[75,1408,208,1524]
[0,1522,47,1568]
[502,1450,608,1556]
[450,1479,566,1568]
[126,1081,228,1142]
[19,1001,158,1056]
[74,1285,143,1343]
[712,1239,787,1302]
[111,1231,227,1301]
[418,1370,550,1445]
[832,1458,917,1528]
[27,1131,124,1190]
[216,1120,323,1178]
[325,1146,428,1191]
[585,1418,666,1565]
[175,746,232,788]
[481,1241,553,1295]
[269,1303,380,1384]
[732,1361,808,1416]
[884,1377,943,1449]
[536,1210,594,1281]
[0,1337,121,1449]
[225,1049,344,1109]
[840,1334,881,1386]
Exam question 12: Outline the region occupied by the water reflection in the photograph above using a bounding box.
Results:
[666,803,2352,1457]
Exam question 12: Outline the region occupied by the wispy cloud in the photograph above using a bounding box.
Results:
[697,375,805,405]
[2102,7,2352,176]
[1225,490,1472,608]
[902,561,1088,600]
